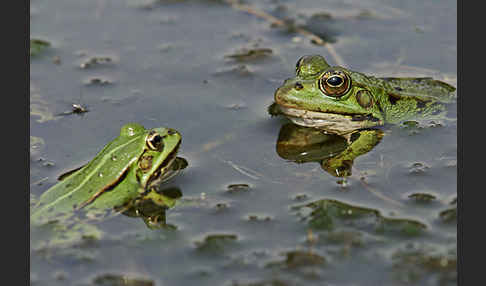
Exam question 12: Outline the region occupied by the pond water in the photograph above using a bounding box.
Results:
[30,0,457,285]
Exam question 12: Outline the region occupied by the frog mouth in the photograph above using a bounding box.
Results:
[276,106,383,135]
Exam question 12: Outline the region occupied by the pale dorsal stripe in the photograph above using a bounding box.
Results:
[41,135,142,210]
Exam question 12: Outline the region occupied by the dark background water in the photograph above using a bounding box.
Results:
[30,0,456,285]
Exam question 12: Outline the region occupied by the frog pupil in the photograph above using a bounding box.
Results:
[327,76,343,87]
[152,135,161,145]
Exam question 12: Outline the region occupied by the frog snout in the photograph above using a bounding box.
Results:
[274,84,293,104]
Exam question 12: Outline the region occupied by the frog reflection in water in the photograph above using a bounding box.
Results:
[270,55,456,177]
[120,186,183,229]
[31,123,187,229]
[275,123,376,177]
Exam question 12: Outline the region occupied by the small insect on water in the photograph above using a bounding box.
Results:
[57,90,90,116]
[57,103,89,116]
[71,103,89,114]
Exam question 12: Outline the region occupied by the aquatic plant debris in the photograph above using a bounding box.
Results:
[295,199,426,237]
[408,193,437,202]
[30,38,50,57]
[225,48,273,61]
[223,0,346,66]
[266,250,326,269]
[79,55,116,69]
[91,273,155,286]
[195,233,238,252]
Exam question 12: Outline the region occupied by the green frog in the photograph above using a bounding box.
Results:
[270,55,456,177]
[31,123,187,226]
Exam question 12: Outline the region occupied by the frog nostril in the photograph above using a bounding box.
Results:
[275,85,294,103]
[167,129,177,135]
[294,82,304,90]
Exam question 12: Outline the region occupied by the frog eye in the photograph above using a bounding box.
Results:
[146,132,164,151]
[319,70,351,97]
[295,56,308,74]
[296,55,330,76]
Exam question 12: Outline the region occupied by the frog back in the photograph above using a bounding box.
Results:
[348,70,456,124]
[379,77,456,103]
[31,132,146,222]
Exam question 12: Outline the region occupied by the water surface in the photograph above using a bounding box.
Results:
[30,0,457,285]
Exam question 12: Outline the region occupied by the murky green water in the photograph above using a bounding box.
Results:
[30,0,456,285]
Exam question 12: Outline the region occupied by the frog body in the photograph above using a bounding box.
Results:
[31,123,185,225]
[271,55,456,177]
[273,55,456,135]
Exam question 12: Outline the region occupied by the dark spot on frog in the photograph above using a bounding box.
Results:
[370,117,380,122]
[167,129,177,135]
[394,86,403,91]
[375,101,384,114]
[388,93,401,105]
[351,114,380,122]
[416,100,428,109]
[294,82,304,90]
[350,132,361,142]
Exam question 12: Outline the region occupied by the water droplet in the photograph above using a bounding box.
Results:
[440,258,449,267]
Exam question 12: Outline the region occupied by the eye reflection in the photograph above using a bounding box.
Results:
[326,76,344,87]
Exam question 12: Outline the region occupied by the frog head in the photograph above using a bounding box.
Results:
[130,125,182,189]
[274,55,385,134]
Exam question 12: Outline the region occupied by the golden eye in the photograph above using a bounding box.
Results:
[146,132,164,151]
[319,70,351,97]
